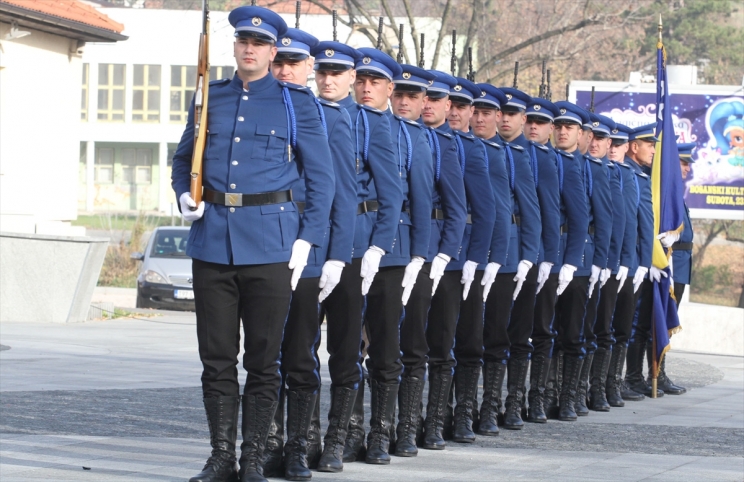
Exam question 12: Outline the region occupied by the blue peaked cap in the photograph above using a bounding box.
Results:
[554,101,587,126]
[526,98,558,121]
[630,124,659,142]
[677,142,697,162]
[590,113,616,137]
[499,87,531,112]
[311,41,361,71]
[474,84,506,110]
[610,123,632,143]
[276,28,318,60]
[355,48,402,81]
[394,64,436,92]
[450,77,480,104]
[229,6,287,42]
[427,70,457,98]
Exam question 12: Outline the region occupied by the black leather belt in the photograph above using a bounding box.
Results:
[588,224,595,236]
[560,224,568,235]
[295,202,305,213]
[357,200,379,214]
[432,209,471,224]
[204,188,292,207]
[672,242,693,251]
[512,214,521,226]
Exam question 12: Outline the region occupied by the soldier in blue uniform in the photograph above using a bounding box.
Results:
[390,64,466,457]
[261,30,358,480]
[310,43,404,467]
[549,102,612,422]
[493,87,560,429]
[353,47,433,465]
[419,70,473,449]
[578,113,623,416]
[523,98,589,423]
[474,86,540,433]
[441,76,497,444]
[172,7,334,482]
[617,124,658,401]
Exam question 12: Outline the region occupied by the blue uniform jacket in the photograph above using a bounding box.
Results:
[512,134,561,266]
[575,151,613,276]
[380,111,433,267]
[606,160,627,273]
[424,126,468,261]
[479,137,511,266]
[672,203,693,285]
[171,74,334,265]
[439,125,496,270]
[626,157,654,274]
[337,96,403,258]
[497,135,541,273]
[617,161,639,272]
[549,145,589,271]
[293,98,357,278]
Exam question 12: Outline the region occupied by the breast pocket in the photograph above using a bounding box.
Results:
[261,203,299,252]
[252,125,288,161]
[205,123,222,160]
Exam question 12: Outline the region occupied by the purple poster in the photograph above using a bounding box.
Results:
[576,90,744,212]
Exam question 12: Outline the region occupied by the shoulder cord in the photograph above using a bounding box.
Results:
[397,122,413,174]
[553,150,564,195]
[311,97,328,135]
[454,133,466,176]
[281,87,297,150]
[634,174,640,208]
[481,142,489,171]
[426,128,442,183]
[529,144,539,189]
[617,165,624,192]
[584,157,594,199]
[504,144,516,192]
[354,109,370,163]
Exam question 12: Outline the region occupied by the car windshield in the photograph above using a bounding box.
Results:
[149,230,190,258]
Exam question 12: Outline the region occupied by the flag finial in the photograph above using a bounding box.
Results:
[657,15,663,48]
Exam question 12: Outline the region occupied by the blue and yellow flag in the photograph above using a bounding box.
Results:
[650,24,684,375]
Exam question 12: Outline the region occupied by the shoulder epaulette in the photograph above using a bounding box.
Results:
[360,104,384,115]
[280,81,311,92]
[317,98,342,109]
[607,162,616,168]
[508,143,524,151]
[400,117,424,129]
[585,155,603,164]
[530,141,549,151]
[556,149,574,158]
[209,78,231,86]
[636,171,649,178]
[481,139,502,149]
[434,129,453,139]
[618,162,632,169]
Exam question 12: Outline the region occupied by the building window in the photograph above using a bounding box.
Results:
[81,63,89,121]
[122,148,153,184]
[95,148,114,183]
[210,65,234,81]
[132,65,161,122]
[170,65,196,123]
[97,64,125,121]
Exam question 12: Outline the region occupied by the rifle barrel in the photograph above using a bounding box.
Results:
[513,61,519,89]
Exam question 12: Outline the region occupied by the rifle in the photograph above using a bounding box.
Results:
[295,1,301,29]
[467,47,475,82]
[539,60,546,98]
[418,33,425,68]
[589,86,595,113]
[546,69,552,101]
[189,0,210,207]
[332,9,337,41]
[565,83,569,101]
[512,61,519,89]
[396,24,404,63]
[376,17,384,50]
[450,30,457,76]
[251,0,256,5]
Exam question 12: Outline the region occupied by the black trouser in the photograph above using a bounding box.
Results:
[674,283,686,308]
[612,276,642,346]
[629,279,652,345]
[322,257,364,390]
[454,270,485,368]
[554,275,589,358]
[426,270,462,373]
[400,263,433,380]
[364,266,405,383]
[593,277,619,351]
[483,272,516,363]
[507,265,539,360]
[532,273,559,358]
[283,276,322,393]
[193,259,291,400]
[582,280,601,355]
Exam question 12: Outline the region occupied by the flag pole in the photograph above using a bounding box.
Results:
[651,14,663,399]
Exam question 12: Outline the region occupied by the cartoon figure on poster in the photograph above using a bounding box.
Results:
[690,97,744,185]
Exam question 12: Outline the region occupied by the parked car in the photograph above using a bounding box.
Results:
[132,227,194,311]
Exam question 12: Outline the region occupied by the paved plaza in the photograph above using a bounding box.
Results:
[1,311,742,481]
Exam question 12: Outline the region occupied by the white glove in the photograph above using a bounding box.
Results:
[461,260,479,301]
[512,260,533,300]
[649,265,668,283]
[657,231,680,248]
[481,262,501,302]
[535,262,553,295]
[557,264,577,296]
[587,265,602,298]
[616,266,629,293]
[360,246,385,296]
[430,253,451,296]
[402,256,425,306]
[288,239,312,291]
[179,192,205,222]
[318,259,345,302]
[600,268,611,288]
[633,266,649,293]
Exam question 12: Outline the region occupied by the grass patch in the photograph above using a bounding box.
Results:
[98,212,149,288]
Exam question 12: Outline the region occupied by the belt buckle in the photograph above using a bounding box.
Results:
[225,193,242,207]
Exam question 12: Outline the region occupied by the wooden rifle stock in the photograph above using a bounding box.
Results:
[189,2,210,206]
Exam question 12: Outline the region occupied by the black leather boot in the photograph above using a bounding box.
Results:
[452,366,480,443]
[588,347,611,412]
[626,340,663,398]
[190,396,240,482]
[342,370,367,463]
[545,351,563,419]
[239,395,278,482]
[527,354,549,423]
[306,386,322,469]
[261,388,284,478]
[605,344,626,407]
[365,380,398,465]
[503,358,529,430]
[648,347,687,395]
[575,353,592,417]
[422,369,453,450]
[478,362,506,435]
[317,387,357,473]
[442,382,454,441]
[558,355,583,422]
[283,391,316,481]
[394,376,423,457]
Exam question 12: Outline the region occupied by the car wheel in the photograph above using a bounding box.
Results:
[136,291,149,309]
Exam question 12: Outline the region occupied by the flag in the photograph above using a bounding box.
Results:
[650,21,685,376]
